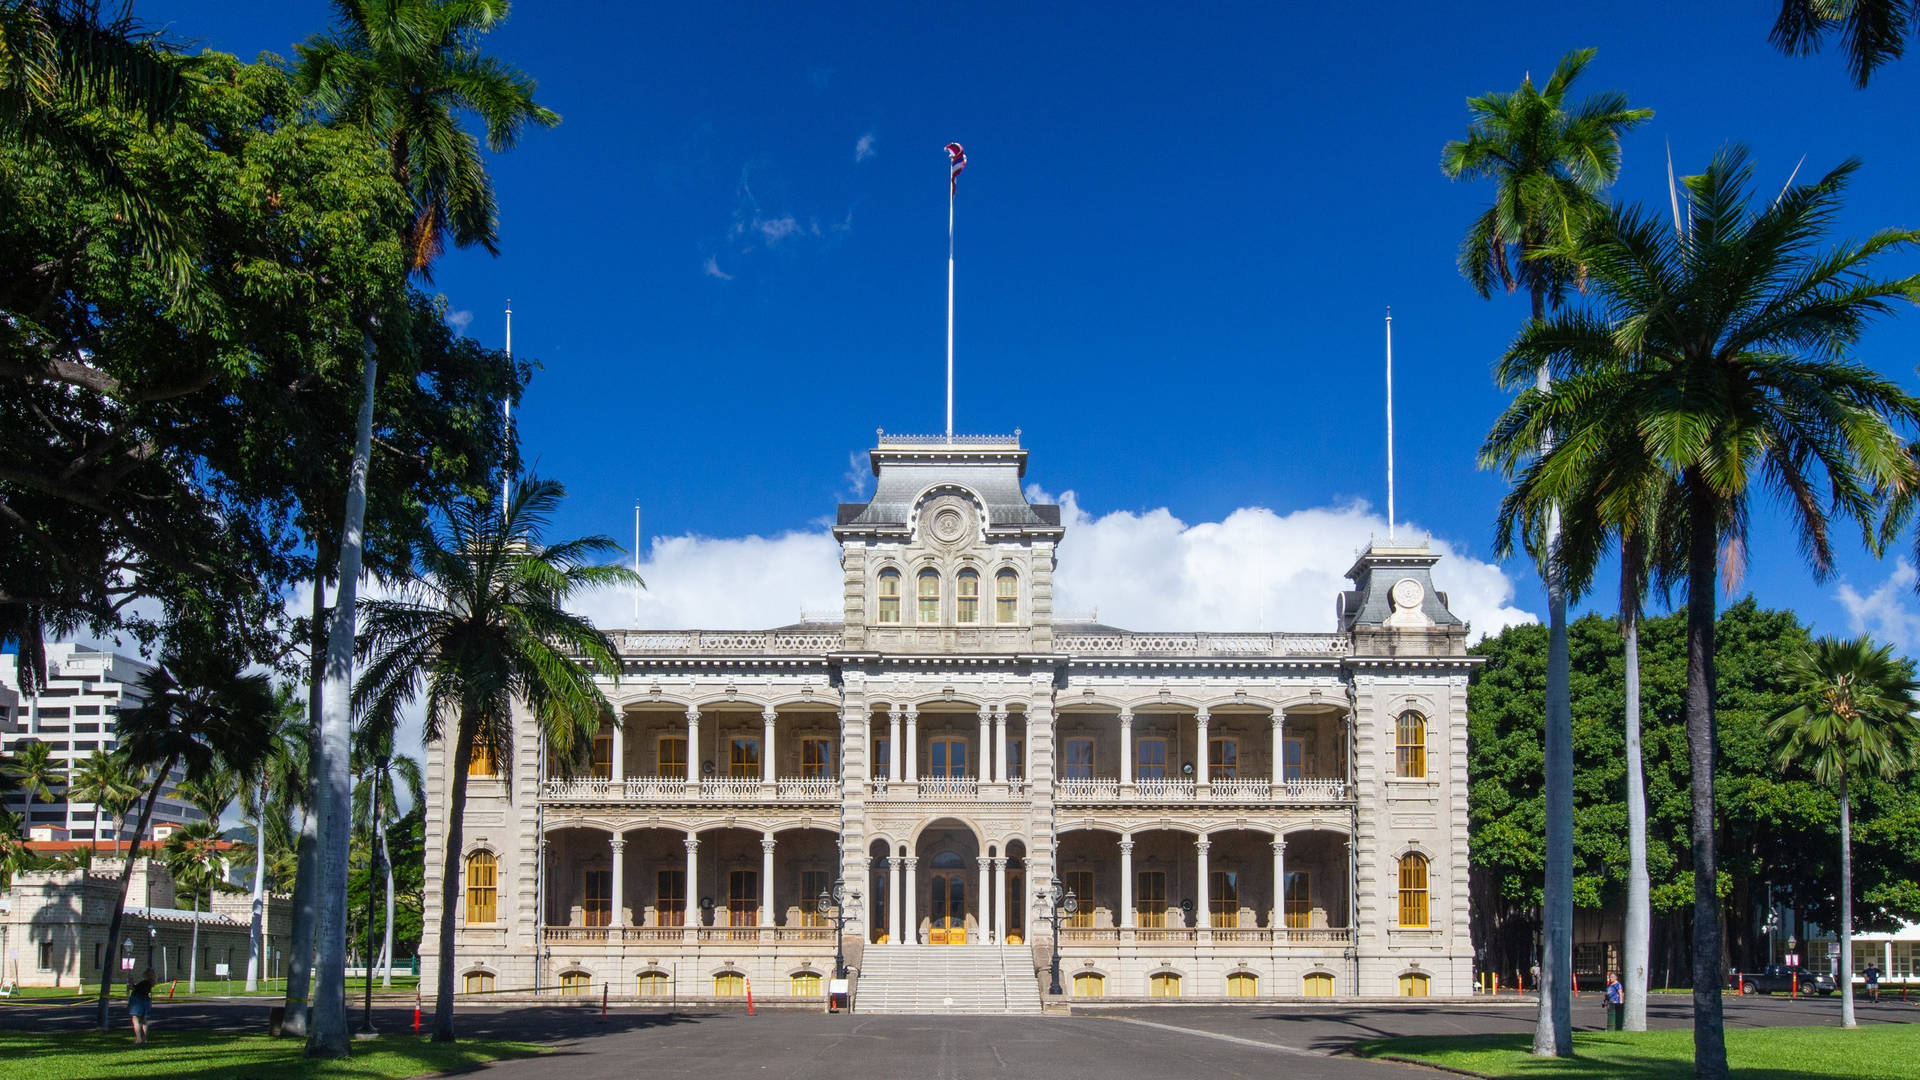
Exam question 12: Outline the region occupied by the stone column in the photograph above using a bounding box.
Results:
[977,706,992,782]
[1271,711,1287,796]
[888,709,902,782]
[977,856,992,941]
[994,707,1009,785]
[887,857,903,944]
[1118,708,1134,795]
[610,711,625,784]
[903,856,920,943]
[992,857,1008,943]
[684,707,701,789]
[1272,837,1288,932]
[1195,835,1212,930]
[609,836,626,929]
[903,708,919,784]
[683,834,699,931]
[761,706,778,791]
[1119,836,1135,929]
[1195,708,1211,796]
[761,833,776,927]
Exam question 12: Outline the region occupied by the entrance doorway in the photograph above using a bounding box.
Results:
[929,851,967,944]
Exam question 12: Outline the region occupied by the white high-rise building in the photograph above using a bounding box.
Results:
[1,643,205,842]
[423,433,1479,1006]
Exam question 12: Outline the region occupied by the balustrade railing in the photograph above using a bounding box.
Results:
[1057,777,1118,800]
[699,777,760,799]
[917,777,978,797]
[540,775,838,802]
[1053,631,1349,658]
[776,775,840,799]
[1134,777,1196,800]
[1273,778,1352,802]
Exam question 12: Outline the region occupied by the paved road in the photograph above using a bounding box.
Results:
[5,993,1914,1079]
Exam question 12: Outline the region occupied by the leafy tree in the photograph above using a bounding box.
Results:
[1488,146,1920,1079]
[1769,636,1920,1028]
[1443,46,1651,1058]
[66,749,142,852]
[1771,0,1920,86]
[94,636,274,1031]
[354,478,636,1042]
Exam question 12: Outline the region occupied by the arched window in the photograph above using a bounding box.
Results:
[637,971,668,996]
[1302,972,1334,997]
[1149,972,1182,998]
[790,972,822,996]
[917,569,940,623]
[877,569,901,623]
[463,971,494,994]
[1400,972,1431,997]
[1398,853,1429,928]
[714,971,745,996]
[956,570,981,622]
[1396,711,1426,778]
[1072,972,1105,997]
[559,971,591,996]
[465,851,498,923]
[1226,972,1258,998]
[994,570,1018,624]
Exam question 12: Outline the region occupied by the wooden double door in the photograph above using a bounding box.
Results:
[928,869,967,944]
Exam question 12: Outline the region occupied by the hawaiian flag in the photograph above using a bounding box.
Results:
[946,142,966,193]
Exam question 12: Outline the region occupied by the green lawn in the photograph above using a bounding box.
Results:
[0,1029,540,1080]
[2,976,421,1002]
[1353,1024,1920,1079]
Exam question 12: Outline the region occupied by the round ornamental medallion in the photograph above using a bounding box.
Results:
[1390,577,1424,611]
[931,505,968,544]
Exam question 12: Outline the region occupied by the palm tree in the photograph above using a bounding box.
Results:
[93,641,275,1032]
[0,807,34,890]
[1769,636,1920,1028]
[1772,0,1920,86]
[242,685,308,992]
[287,5,555,1053]
[351,725,422,987]
[163,816,232,994]
[1486,147,1920,1080]
[6,740,65,806]
[1442,46,1651,1058]
[66,749,142,853]
[354,477,636,1041]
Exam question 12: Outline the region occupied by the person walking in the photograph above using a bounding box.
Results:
[128,967,156,1045]
[1604,971,1624,1031]
[1864,962,1881,1004]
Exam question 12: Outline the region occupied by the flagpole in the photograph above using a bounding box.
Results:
[633,502,642,624]
[946,173,955,440]
[503,300,513,519]
[1385,306,1395,541]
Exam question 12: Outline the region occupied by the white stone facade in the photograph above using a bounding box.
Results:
[422,434,1478,1004]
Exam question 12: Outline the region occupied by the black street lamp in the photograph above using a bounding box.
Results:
[1040,879,1077,995]
[815,878,862,979]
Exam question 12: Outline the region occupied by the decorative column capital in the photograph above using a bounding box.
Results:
[994,705,1009,722]
[1271,712,1286,730]
[978,703,993,721]
[609,838,626,853]
[1194,707,1209,726]
[762,705,778,723]
[1194,837,1212,854]
[683,837,700,854]
[1117,840,1134,856]
[685,706,702,723]
[1118,707,1133,727]
[991,857,1007,869]
[903,856,919,870]
[887,857,903,870]
[761,838,777,854]
[903,707,918,724]
[977,856,991,870]
[1271,840,1288,855]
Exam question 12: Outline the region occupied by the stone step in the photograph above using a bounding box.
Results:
[855,947,1041,1014]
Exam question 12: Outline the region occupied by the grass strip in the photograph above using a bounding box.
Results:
[0,1029,540,1080]
[1352,1024,1920,1079]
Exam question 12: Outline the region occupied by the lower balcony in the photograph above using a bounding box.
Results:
[1058,926,1354,945]
[541,925,839,945]
[1056,776,1352,804]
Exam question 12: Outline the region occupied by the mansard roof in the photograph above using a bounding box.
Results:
[832,431,1063,540]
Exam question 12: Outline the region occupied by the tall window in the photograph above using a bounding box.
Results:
[1285,871,1311,929]
[928,737,968,778]
[1136,870,1167,928]
[1398,853,1430,928]
[467,739,497,777]
[728,870,758,926]
[729,737,760,778]
[1007,738,1024,780]
[1065,870,1094,929]
[1136,738,1167,780]
[658,736,687,777]
[637,971,668,996]
[1302,972,1334,997]
[1282,738,1304,781]
[956,570,980,622]
[800,870,831,927]
[995,570,1018,623]
[917,569,941,623]
[1063,738,1094,780]
[873,736,890,781]
[583,869,612,927]
[590,734,613,780]
[1399,972,1430,997]
[465,851,498,923]
[801,737,833,778]
[657,869,685,926]
[1149,972,1182,998]
[1209,737,1238,781]
[1210,870,1238,928]
[1396,711,1427,778]
[1227,972,1258,998]
[877,569,901,623]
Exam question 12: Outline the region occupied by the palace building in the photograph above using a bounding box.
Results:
[422,433,1478,1007]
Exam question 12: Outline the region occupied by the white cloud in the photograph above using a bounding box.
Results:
[1836,560,1920,654]
[574,531,844,631]
[855,132,877,162]
[702,255,733,281]
[445,308,474,334]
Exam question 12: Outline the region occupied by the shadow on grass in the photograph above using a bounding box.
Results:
[1352,1029,1920,1080]
[0,1029,544,1080]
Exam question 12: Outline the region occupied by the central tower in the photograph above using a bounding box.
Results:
[832,431,1065,654]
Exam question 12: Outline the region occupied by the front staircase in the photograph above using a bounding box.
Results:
[854,946,1042,1014]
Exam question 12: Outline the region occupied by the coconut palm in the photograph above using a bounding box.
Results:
[5,740,64,806]
[351,724,422,987]
[163,817,233,993]
[1769,636,1920,1028]
[242,684,308,991]
[1772,0,1920,86]
[66,749,143,853]
[92,640,275,1032]
[1485,146,1920,1080]
[1442,46,1651,1058]
[354,477,636,1042]
[287,5,555,1052]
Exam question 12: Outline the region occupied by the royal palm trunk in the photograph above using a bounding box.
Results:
[1685,476,1727,1080]
[432,727,477,1041]
[94,751,179,1031]
[1622,579,1651,1031]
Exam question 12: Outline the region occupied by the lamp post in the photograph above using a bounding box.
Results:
[1040,879,1077,995]
[816,878,862,979]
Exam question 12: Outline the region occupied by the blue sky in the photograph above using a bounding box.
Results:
[144,0,1920,651]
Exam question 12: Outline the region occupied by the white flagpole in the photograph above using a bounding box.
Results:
[503,300,513,518]
[946,173,955,440]
[1385,307,1395,542]
[633,502,642,623]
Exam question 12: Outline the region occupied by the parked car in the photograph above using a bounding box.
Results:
[1737,965,1836,995]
